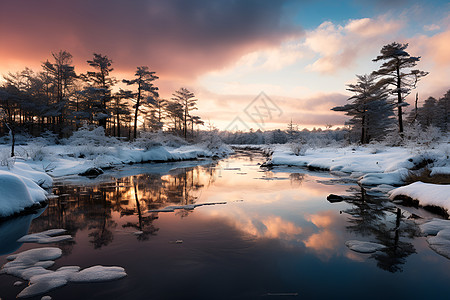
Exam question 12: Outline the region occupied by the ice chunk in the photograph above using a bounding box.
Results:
[18,229,72,244]
[345,240,387,253]
[70,266,127,282]
[420,218,450,259]
[1,246,127,298]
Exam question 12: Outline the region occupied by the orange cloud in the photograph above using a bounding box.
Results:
[304,16,404,74]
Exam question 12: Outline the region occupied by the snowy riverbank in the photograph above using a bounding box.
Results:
[266,143,450,214]
[0,140,232,218]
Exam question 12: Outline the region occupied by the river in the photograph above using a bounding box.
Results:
[1,150,449,299]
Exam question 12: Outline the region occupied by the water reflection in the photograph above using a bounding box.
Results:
[15,152,442,272]
[343,186,418,272]
[31,163,218,248]
[2,151,450,299]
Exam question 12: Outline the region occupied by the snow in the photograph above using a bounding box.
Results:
[0,171,47,217]
[70,266,127,282]
[345,240,387,253]
[17,229,72,244]
[0,138,232,218]
[268,144,450,187]
[389,182,450,212]
[420,219,450,259]
[1,246,127,298]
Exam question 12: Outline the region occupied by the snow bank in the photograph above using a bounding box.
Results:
[420,219,450,259]
[1,246,127,298]
[389,182,450,212]
[267,144,450,187]
[0,171,48,217]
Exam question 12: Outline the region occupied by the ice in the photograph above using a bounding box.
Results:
[148,201,227,212]
[14,281,23,286]
[18,229,72,244]
[70,266,127,282]
[345,240,387,253]
[389,182,450,212]
[1,247,127,298]
[420,219,450,259]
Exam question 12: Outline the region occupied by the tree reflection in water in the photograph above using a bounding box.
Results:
[343,185,419,273]
[30,163,216,247]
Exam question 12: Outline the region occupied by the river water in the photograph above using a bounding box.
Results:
[1,150,450,299]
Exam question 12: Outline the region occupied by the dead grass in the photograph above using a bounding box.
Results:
[404,168,450,185]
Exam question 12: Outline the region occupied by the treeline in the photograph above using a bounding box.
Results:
[332,42,449,144]
[218,127,347,145]
[0,51,203,140]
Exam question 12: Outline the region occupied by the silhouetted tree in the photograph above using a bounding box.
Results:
[372,42,428,133]
[123,66,159,139]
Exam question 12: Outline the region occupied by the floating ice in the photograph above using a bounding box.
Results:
[70,266,127,282]
[420,218,450,259]
[17,229,72,244]
[1,247,127,298]
[345,240,387,253]
[148,201,226,213]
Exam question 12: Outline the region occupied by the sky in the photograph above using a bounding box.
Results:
[0,0,449,131]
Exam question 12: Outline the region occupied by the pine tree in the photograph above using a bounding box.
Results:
[332,74,395,144]
[83,53,115,128]
[171,88,198,139]
[372,42,428,133]
[123,66,159,139]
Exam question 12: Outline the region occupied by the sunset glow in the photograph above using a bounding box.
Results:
[1,0,449,130]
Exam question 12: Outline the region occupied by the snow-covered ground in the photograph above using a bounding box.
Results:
[267,143,450,213]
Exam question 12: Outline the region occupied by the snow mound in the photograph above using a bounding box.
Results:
[18,229,72,244]
[0,171,43,217]
[420,219,450,259]
[1,247,127,298]
[389,182,450,212]
[345,240,387,253]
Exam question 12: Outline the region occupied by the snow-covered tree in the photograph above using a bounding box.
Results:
[332,74,395,144]
[123,66,159,139]
[171,88,198,139]
[82,53,116,128]
[372,42,428,133]
[41,50,77,133]
[437,90,450,132]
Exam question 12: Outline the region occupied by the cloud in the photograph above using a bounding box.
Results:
[304,16,403,74]
[0,0,302,80]
[423,24,441,31]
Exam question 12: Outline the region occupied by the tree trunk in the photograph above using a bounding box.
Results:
[396,64,403,133]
